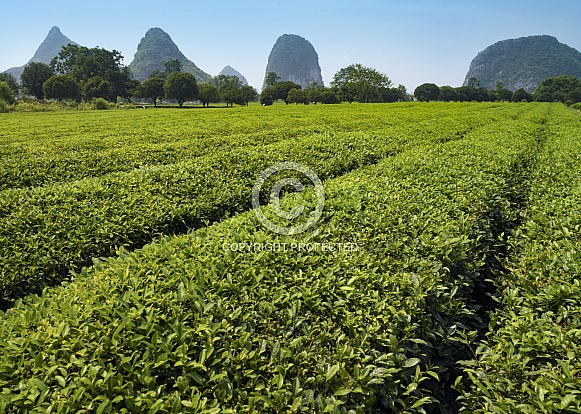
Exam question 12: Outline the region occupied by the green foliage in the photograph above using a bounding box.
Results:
[0,99,10,113]
[534,75,581,103]
[456,85,490,102]
[164,72,198,107]
[0,73,19,95]
[259,81,302,105]
[0,81,16,105]
[259,89,274,106]
[439,86,458,102]
[212,75,244,107]
[414,83,440,102]
[197,83,220,107]
[238,85,258,106]
[287,86,339,105]
[273,81,302,104]
[0,103,567,412]
[0,103,506,307]
[121,79,141,103]
[494,82,514,101]
[42,75,81,102]
[264,71,281,87]
[92,97,110,110]
[51,44,130,102]
[287,88,308,105]
[457,107,581,413]
[321,89,340,104]
[331,64,393,103]
[82,76,114,101]
[137,77,165,107]
[20,62,55,100]
[512,88,533,102]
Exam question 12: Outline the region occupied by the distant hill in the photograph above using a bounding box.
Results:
[464,35,581,92]
[128,28,210,82]
[263,34,323,89]
[3,26,77,81]
[218,65,248,85]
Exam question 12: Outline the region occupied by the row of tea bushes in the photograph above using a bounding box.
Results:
[458,107,581,412]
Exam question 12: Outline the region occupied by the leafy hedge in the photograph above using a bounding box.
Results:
[0,104,506,307]
[0,104,551,412]
[458,107,581,412]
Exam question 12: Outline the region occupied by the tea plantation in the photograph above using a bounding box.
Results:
[0,103,580,412]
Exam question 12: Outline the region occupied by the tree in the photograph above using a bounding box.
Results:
[259,86,275,105]
[164,71,198,107]
[0,81,16,105]
[273,81,301,104]
[121,79,141,103]
[82,76,114,101]
[0,73,19,95]
[565,88,581,103]
[414,83,440,102]
[534,92,553,102]
[305,81,323,104]
[331,64,392,103]
[51,44,131,102]
[439,86,458,102]
[164,59,183,76]
[264,71,281,87]
[534,75,581,103]
[138,77,165,107]
[494,82,513,101]
[321,89,340,104]
[287,88,308,105]
[238,85,258,106]
[213,75,245,107]
[21,62,55,100]
[511,88,533,102]
[197,83,220,107]
[42,75,81,102]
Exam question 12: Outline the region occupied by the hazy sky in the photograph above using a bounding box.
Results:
[1,0,580,91]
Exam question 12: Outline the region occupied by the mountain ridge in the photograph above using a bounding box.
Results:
[464,35,581,92]
[218,65,248,85]
[128,27,210,82]
[3,26,77,80]
[263,34,324,89]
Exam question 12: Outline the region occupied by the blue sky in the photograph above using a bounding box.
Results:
[1,0,580,91]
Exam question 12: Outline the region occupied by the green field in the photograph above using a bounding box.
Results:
[0,103,580,412]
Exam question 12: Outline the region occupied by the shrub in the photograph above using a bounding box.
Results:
[93,97,110,110]
[260,96,273,106]
[0,98,9,113]
[0,81,16,105]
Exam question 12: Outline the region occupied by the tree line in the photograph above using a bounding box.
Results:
[259,64,409,105]
[414,76,581,104]
[0,44,258,108]
[2,42,581,108]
